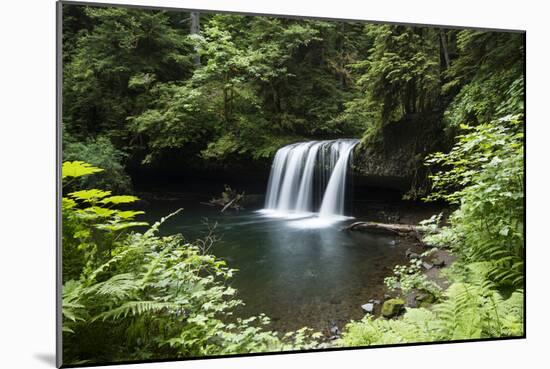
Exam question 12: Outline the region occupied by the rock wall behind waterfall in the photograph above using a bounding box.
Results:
[352,112,450,197]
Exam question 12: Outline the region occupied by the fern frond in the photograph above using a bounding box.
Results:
[93,301,179,321]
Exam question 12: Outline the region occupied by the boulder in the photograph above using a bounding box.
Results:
[381,298,405,318]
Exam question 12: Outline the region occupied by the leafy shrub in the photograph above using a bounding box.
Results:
[442,31,524,128]
[384,258,443,299]
[62,162,320,364]
[339,278,523,347]
[341,116,524,346]
[63,135,133,193]
[425,116,524,288]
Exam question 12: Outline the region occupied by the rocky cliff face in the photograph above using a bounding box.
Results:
[352,113,449,196]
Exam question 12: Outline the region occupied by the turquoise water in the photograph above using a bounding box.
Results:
[140,192,411,334]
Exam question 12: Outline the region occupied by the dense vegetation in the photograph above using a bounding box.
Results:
[61,3,524,364]
[62,161,320,364]
[339,116,524,345]
[63,6,523,172]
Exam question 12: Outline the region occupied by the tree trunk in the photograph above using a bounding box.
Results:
[339,23,346,88]
[190,12,201,66]
[439,29,450,70]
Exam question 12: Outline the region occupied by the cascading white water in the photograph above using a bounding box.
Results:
[262,139,359,222]
[276,142,313,211]
[295,142,323,212]
[319,140,357,218]
[264,146,292,209]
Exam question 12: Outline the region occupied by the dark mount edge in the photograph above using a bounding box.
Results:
[56,1,64,368]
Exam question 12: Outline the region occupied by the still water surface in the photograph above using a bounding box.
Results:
[141,192,411,334]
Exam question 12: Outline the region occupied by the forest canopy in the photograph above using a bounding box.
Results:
[63,6,524,175]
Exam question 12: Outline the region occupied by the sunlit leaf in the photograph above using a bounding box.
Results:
[62,161,103,179]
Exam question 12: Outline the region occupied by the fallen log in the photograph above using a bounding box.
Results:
[341,221,436,242]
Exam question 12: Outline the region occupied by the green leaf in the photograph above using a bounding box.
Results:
[116,210,145,219]
[62,161,103,179]
[100,195,140,205]
[69,189,112,202]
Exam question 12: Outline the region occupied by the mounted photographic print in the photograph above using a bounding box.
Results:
[57,1,525,366]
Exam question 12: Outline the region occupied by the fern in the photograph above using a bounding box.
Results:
[93,301,179,321]
[340,277,523,347]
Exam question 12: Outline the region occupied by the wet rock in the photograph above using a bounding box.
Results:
[368,299,381,305]
[330,325,340,336]
[361,303,374,314]
[405,291,418,308]
[406,248,420,260]
[432,257,445,268]
[422,262,434,270]
[353,112,445,192]
[381,298,405,318]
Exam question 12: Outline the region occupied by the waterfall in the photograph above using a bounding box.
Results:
[262,139,359,222]
[295,142,323,212]
[319,141,357,218]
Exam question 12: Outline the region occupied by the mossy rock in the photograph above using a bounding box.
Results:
[381,298,405,318]
[415,292,437,308]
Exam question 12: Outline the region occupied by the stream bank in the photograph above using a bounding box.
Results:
[321,223,456,344]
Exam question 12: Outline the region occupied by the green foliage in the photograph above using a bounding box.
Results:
[341,115,524,346]
[61,5,525,354]
[62,161,103,179]
[384,257,443,299]
[127,15,364,164]
[62,162,320,364]
[63,6,194,141]
[63,135,132,192]
[339,277,523,346]
[443,31,524,128]
[62,161,146,282]
[340,25,441,142]
[63,4,524,180]
[64,6,368,167]
[425,116,524,288]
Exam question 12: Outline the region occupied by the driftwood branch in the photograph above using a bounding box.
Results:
[203,185,245,212]
[221,195,241,213]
